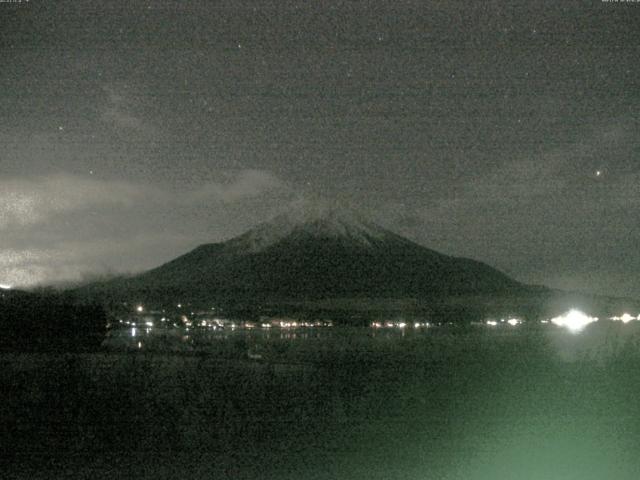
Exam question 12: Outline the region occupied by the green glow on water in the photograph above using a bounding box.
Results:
[5,324,640,479]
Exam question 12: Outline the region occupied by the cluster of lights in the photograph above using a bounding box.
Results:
[371,321,430,329]
[610,313,640,324]
[277,321,331,328]
[549,309,598,333]
[485,318,522,327]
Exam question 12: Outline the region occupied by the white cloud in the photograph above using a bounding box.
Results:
[189,169,289,203]
[0,168,289,230]
[0,233,195,287]
[0,174,158,229]
[0,169,292,286]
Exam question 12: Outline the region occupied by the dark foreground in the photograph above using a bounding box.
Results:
[3,324,640,479]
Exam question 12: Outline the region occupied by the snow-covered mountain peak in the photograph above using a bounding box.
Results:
[228,201,395,253]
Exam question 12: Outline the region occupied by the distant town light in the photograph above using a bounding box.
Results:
[506,318,521,326]
[486,320,498,327]
[611,313,636,324]
[136,305,144,313]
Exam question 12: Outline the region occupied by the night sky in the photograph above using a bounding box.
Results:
[1,0,639,297]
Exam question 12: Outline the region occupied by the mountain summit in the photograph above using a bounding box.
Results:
[227,201,402,253]
[77,202,526,305]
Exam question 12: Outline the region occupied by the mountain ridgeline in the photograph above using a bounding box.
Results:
[77,205,528,307]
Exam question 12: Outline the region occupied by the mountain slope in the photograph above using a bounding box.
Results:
[77,203,526,305]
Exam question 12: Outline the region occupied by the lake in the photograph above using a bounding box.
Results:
[4,320,640,479]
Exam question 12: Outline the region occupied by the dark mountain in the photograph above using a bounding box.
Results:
[75,203,529,308]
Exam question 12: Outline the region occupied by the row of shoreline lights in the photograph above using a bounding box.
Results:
[485,310,640,333]
[371,322,431,329]
[135,305,637,333]
[486,318,522,327]
[551,310,640,332]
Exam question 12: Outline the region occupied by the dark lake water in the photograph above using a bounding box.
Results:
[4,320,640,479]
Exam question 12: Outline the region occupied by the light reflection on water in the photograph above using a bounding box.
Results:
[102,323,439,352]
[16,316,640,480]
[102,320,640,368]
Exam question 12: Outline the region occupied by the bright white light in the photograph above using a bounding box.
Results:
[136,305,144,313]
[507,318,521,326]
[486,320,498,326]
[0,284,12,290]
[540,320,549,324]
[550,309,598,333]
[145,321,153,327]
[611,313,635,324]
[398,322,407,328]
[131,327,137,337]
